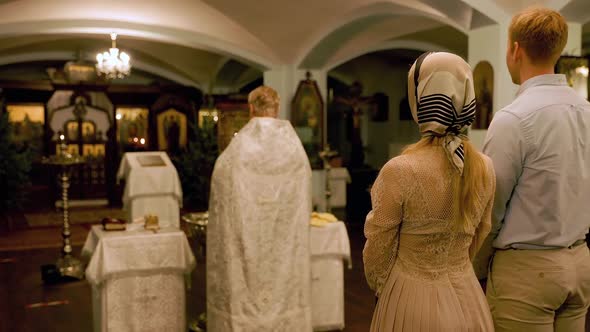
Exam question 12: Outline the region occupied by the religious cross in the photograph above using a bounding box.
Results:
[332,81,373,168]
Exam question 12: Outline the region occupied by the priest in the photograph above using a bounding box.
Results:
[207,86,313,331]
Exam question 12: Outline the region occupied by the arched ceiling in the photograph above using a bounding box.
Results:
[0,35,221,87]
[303,15,461,70]
[0,0,585,89]
[202,0,490,67]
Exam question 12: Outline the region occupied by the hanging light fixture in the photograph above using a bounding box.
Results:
[96,32,131,79]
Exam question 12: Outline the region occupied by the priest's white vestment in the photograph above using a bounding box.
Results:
[207,117,313,332]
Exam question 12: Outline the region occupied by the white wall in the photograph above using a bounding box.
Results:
[565,23,582,56]
[468,22,583,150]
[468,24,518,150]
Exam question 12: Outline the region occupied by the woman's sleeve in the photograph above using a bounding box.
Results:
[363,160,404,295]
[471,160,497,279]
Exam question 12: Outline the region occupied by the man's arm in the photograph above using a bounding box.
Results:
[483,111,526,239]
[473,111,526,279]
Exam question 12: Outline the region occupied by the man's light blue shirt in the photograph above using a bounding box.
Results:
[483,74,590,249]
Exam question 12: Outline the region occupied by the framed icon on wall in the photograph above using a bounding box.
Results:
[292,72,324,169]
[156,108,187,152]
[472,61,494,130]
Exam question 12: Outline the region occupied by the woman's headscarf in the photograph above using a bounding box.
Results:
[407,52,476,175]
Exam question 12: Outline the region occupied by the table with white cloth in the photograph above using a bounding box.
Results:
[82,224,195,332]
[117,152,182,228]
[310,221,352,331]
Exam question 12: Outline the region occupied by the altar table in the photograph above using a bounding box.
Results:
[82,224,195,332]
[310,221,351,331]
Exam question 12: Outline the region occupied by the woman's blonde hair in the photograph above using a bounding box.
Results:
[402,136,489,231]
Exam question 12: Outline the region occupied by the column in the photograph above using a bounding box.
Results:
[564,22,582,56]
[264,66,331,212]
[263,65,296,120]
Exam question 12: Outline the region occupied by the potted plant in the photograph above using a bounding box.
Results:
[0,111,32,231]
[172,119,218,211]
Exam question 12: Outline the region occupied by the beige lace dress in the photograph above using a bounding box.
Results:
[364,145,495,331]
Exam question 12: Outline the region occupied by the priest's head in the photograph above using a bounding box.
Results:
[506,7,567,85]
[248,86,280,118]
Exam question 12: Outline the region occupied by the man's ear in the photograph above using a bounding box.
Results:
[512,41,521,62]
[249,104,254,118]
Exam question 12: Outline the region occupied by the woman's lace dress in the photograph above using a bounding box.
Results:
[364,145,496,331]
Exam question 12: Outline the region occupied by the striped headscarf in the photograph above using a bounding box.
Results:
[407,52,476,175]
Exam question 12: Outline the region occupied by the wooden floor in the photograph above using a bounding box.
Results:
[0,220,374,332]
[1,217,589,332]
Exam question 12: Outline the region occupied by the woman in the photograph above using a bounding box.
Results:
[363,52,495,331]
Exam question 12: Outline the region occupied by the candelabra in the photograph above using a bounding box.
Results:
[42,135,86,280]
[319,145,338,213]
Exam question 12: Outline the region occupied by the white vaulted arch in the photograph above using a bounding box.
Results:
[296,0,470,68]
[0,0,281,70]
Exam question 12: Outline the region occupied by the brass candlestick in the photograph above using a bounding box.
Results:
[319,145,338,213]
[42,136,86,280]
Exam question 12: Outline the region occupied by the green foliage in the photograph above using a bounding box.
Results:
[0,111,32,211]
[172,120,218,211]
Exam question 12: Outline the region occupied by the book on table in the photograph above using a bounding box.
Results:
[102,218,126,231]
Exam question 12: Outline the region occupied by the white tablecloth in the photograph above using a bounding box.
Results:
[83,224,195,332]
[117,152,182,228]
[310,222,351,331]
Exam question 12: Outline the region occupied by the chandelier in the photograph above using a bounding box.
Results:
[96,33,131,79]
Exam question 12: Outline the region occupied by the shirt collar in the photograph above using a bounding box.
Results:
[517,74,568,96]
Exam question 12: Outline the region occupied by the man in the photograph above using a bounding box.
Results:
[475,7,590,331]
[206,86,313,331]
